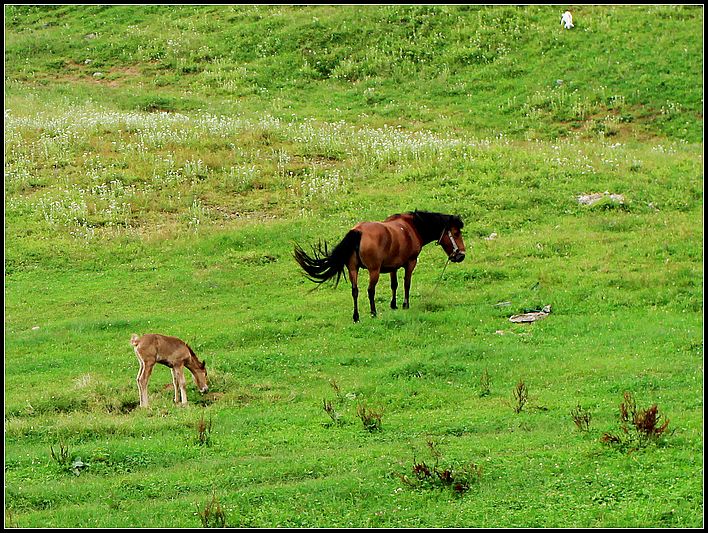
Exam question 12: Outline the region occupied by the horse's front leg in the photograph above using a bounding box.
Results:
[368,269,380,317]
[350,268,360,323]
[403,259,417,309]
[390,270,398,309]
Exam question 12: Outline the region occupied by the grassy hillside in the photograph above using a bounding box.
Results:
[4,5,703,140]
[4,5,704,528]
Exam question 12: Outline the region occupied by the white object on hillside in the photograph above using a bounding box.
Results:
[561,11,574,29]
[577,191,625,206]
[509,305,552,324]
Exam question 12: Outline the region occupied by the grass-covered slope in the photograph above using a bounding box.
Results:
[5,4,703,140]
[4,5,703,528]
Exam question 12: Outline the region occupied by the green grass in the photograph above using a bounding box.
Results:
[4,4,703,528]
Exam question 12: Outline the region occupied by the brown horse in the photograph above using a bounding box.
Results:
[130,333,208,407]
[294,210,466,322]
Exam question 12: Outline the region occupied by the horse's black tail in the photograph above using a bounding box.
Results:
[294,230,362,287]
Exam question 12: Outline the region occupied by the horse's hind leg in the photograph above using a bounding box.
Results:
[390,270,398,309]
[368,269,380,317]
[350,268,360,323]
[403,259,417,309]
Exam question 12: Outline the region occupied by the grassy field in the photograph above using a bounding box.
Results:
[4,5,704,528]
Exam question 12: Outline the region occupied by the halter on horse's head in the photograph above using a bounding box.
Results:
[411,211,466,263]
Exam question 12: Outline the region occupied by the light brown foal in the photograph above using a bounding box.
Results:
[130,333,208,407]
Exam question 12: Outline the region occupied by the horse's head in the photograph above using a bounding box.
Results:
[438,215,466,263]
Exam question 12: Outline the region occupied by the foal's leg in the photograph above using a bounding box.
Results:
[390,270,398,309]
[170,367,181,404]
[173,365,188,405]
[403,259,417,309]
[350,268,360,323]
[136,359,154,407]
[368,269,380,317]
[135,358,146,407]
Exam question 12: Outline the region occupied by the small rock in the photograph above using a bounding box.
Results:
[577,192,625,206]
[509,305,552,323]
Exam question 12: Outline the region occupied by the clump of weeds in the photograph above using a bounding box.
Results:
[512,379,529,413]
[195,412,213,447]
[398,440,482,496]
[328,378,346,402]
[321,378,357,427]
[322,399,343,425]
[571,404,593,432]
[478,369,491,398]
[196,493,228,528]
[50,441,86,476]
[5,507,19,528]
[50,441,71,466]
[356,401,383,432]
[601,391,671,451]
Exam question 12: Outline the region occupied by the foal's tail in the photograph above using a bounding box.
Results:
[293,230,362,287]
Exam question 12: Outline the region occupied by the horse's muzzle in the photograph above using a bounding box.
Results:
[200,385,209,393]
[450,252,465,263]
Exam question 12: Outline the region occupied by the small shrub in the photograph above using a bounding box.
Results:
[196,413,213,447]
[571,404,592,432]
[356,401,383,432]
[322,399,343,425]
[512,379,528,413]
[50,442,71,467]
[329,378,345,403]
[196,493,227,528]
[601,391,671,451]
[398,440,482,496]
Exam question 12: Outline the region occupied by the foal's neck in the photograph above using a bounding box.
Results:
[185,355,202,373]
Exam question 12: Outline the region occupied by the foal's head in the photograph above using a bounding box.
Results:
[190,356,209,393]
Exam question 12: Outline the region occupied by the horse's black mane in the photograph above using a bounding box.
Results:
[406,210,464,243]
